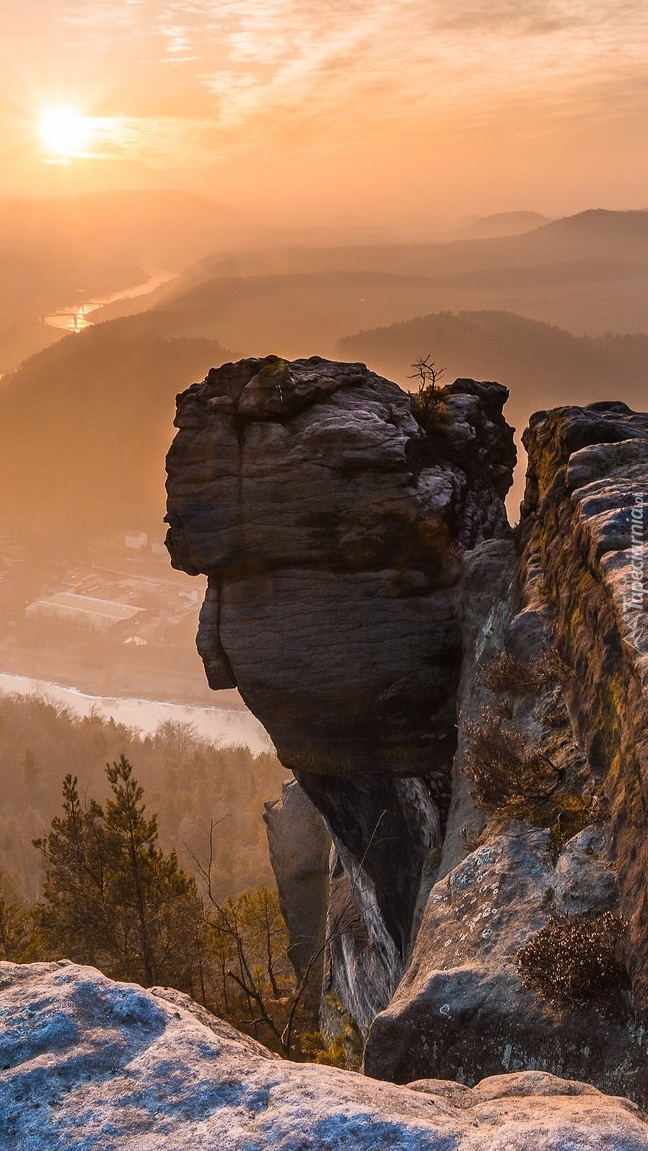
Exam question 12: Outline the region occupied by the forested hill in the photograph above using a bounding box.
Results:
[0,324,230,544]
[338,309,648,437]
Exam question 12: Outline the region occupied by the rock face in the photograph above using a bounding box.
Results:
[2,961,648,1151]
[364,822,646,1098]
[365,402,648,1101]
[165,355,516,1019]
[263,779,330,986]
[165,356,514,780]
[520,403,648,999]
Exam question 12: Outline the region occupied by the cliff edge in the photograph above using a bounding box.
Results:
[2,961,647,1150]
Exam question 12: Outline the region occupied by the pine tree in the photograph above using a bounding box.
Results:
[103,754,203,990]
[34,758,204,994]
[104,755,159,984]
[33,774,112,966]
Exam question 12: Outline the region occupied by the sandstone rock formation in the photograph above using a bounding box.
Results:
[364,822,646,1098]
[365,402,648,1101]
[165,355,516,1020]
[520,403,648,998]
[2,961,648,1151]
[165,356,515,780]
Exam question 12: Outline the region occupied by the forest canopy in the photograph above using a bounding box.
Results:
[0,692,286,904]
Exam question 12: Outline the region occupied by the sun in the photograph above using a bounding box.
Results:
[38,106,96,159]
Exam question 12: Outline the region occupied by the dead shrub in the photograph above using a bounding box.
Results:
[463,707,562,811]
[516,912,628,1007]
[481,649,565,695]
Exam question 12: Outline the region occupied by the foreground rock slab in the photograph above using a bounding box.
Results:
[1,962,648,1151]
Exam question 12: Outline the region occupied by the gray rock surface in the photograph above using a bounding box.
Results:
[364,823,647,1099]
[520,403,648,1000]
[2,961,648,1151]
[165,357,515,782]
[263,779,330,986]
[298,769,443,1033]
[166,361,648,1106]
[436,538,517,880]
[366,401,648,1100]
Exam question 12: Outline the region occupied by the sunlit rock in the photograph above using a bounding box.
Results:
[2,961,648,1151]
[365,400,648,1103]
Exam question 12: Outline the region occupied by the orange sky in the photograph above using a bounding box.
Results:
[2,0,648,226]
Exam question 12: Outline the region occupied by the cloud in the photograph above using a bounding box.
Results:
[6,0,648,174]
[151,0,648,136]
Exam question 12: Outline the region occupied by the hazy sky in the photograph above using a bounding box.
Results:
[2,0,648,224]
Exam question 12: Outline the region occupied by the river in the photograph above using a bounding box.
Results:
[43,271,175,333]
[0,672,273,756]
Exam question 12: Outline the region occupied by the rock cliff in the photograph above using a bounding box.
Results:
[2,961,648,1151]
[365,402,648,1100]
[165,357,648,1104]
[165,355,516,1021]
[520,404,648,997]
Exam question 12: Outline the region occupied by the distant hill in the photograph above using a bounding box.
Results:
[154,208,648,337]
[91,203,648,361]
[2,298,647,561]
[3,205,648,561]
[338,307,648,443]
[338,307,648,514]
[179,208,648,280]
[0,190,246,275]
[98,270,449,360]
[0,323,230,549]
[449,212,551,239]
[526,208,648,257]
[0,190,248,372]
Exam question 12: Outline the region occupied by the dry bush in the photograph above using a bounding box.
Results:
[460,825,484,853]
[481,649,565,694]
[408,355,448,434]
[463,707,562,811]
[516,913,628,1007]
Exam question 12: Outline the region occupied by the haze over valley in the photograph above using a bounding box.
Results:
[2,202,648,697]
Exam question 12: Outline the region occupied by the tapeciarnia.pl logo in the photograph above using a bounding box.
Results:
[622,493,646,655]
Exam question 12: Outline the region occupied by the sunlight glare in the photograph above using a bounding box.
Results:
[38,106,95,159]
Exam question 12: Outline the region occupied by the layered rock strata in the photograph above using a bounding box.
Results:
[2,961,648,1151]
[166,356,648,1102]
[165,355,515,1017]
[520,403,648,998]
[365,402,648,1101]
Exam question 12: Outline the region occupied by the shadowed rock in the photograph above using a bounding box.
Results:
[165,356,515,780]
[263,779,330,988]
[166,360,648,1102]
